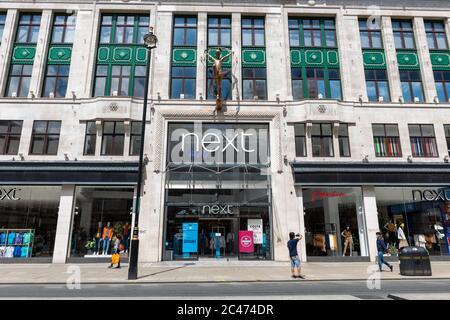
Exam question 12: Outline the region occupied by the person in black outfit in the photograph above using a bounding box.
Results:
[287,232,305,279]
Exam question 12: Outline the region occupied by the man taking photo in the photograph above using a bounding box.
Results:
[287,232,305,279]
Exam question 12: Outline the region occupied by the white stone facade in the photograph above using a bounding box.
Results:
[0,0,450,264]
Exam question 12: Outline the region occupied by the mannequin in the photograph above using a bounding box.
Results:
[341,226,353,256]
[123,222,130,253]
[94,222,102,255]
[397,223,408,250]
[102,222,113,255]
[384,220,397,247]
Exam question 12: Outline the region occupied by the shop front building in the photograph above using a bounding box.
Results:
[162,122,273,260]
[292,162,450,262]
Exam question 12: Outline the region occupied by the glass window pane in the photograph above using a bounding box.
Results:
[366,81,377,101]
[115,27,124,43]
[52,26,64,43]
[317,80,326,97]
[360,32,370,48]
[408,124,421,136]
[125,27,133,43]
[84,135,96,155]
[171,79,182,99]
[338,124,348,136]
[304,31,312,47]
[7,77,19,97]
[242,29,252,46]
[186,28,197,45]
[325,31,336,47]
[243,79,254,100]
[323,137,334,156]
[411,82,424,101]
[55,77,68,97]
[255,80,266,99]
[184,79,195,98]
[311,124,321,136]
[294,124,305,136]
[330,80,341,100]
[313,30,322,46]
[311,137,321,156]
[103,122,115,134]
[385,125,399,137]
[378,82,391,102]
[6,136,20,155]
[113,136,124,155]
[401,82,412,102]
[289,30,300,46]
[131,122,142,134]
[372,124,385,136]
[115,122,125,134]
[10,121,23,134]
[64,26,75,43]
[394,33,403,49]
[94,77,106,96]
[86,122,96,134]
[47,121,61,134]
[436,34,448,49]
[371,32,382,48]
[421,125,435,137]
[120,78,129,95]
[208,29,218,46]
[134,77,145,97]
[292,79,304,100]
[173,28,184,45]
[100,27,111,43]
[404,33,415,48]
[436,83,446,102]
[31,136,44,154]
[254,30,265,46]
[295,137,306,157]
[102,16,112,25]
[43,77,56,97]
[17,26,28,42]
[220,29,231,46]
[46,135,60,154]
[19,77,30,97]
[322,124,332,136]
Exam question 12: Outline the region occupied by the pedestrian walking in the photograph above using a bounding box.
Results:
[376,232,393,272]
[109,234,122,269]
[287,232,305,279]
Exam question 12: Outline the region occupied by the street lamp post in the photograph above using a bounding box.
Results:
[128,27,158,280]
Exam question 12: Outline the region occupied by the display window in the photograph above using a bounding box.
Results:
[302,187,368,257]
[375,187,450,256]
[69,187,133,258]
[0,186,60,258]
[164,205,271,261]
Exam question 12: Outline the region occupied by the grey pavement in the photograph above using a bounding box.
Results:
[0,260,449,284]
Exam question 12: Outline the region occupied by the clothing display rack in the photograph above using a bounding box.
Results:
[0,229,34,258]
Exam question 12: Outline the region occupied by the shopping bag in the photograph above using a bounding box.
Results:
[111,253,120,265]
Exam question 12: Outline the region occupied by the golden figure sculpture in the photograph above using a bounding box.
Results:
[204,47,234,111]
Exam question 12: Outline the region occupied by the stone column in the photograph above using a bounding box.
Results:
[0,9,18,95]
[333,122,340,158]
[28,10,52,98]
[66,10,95,99]
[151,11,172,100]
[339,15,367,102]
[413,17,437,103]
[53,185,76,264]
[266,13,288,101]
[362,186,379,262]
[382,16,402,103]
[295,188,307,261]
[196,12,207,100]
[231,13,242,101]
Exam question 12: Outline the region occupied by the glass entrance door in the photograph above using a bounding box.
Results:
[198,219,236,258]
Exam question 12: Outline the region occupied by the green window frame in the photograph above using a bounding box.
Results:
[93,14,149,97]
[288,17,336,48]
